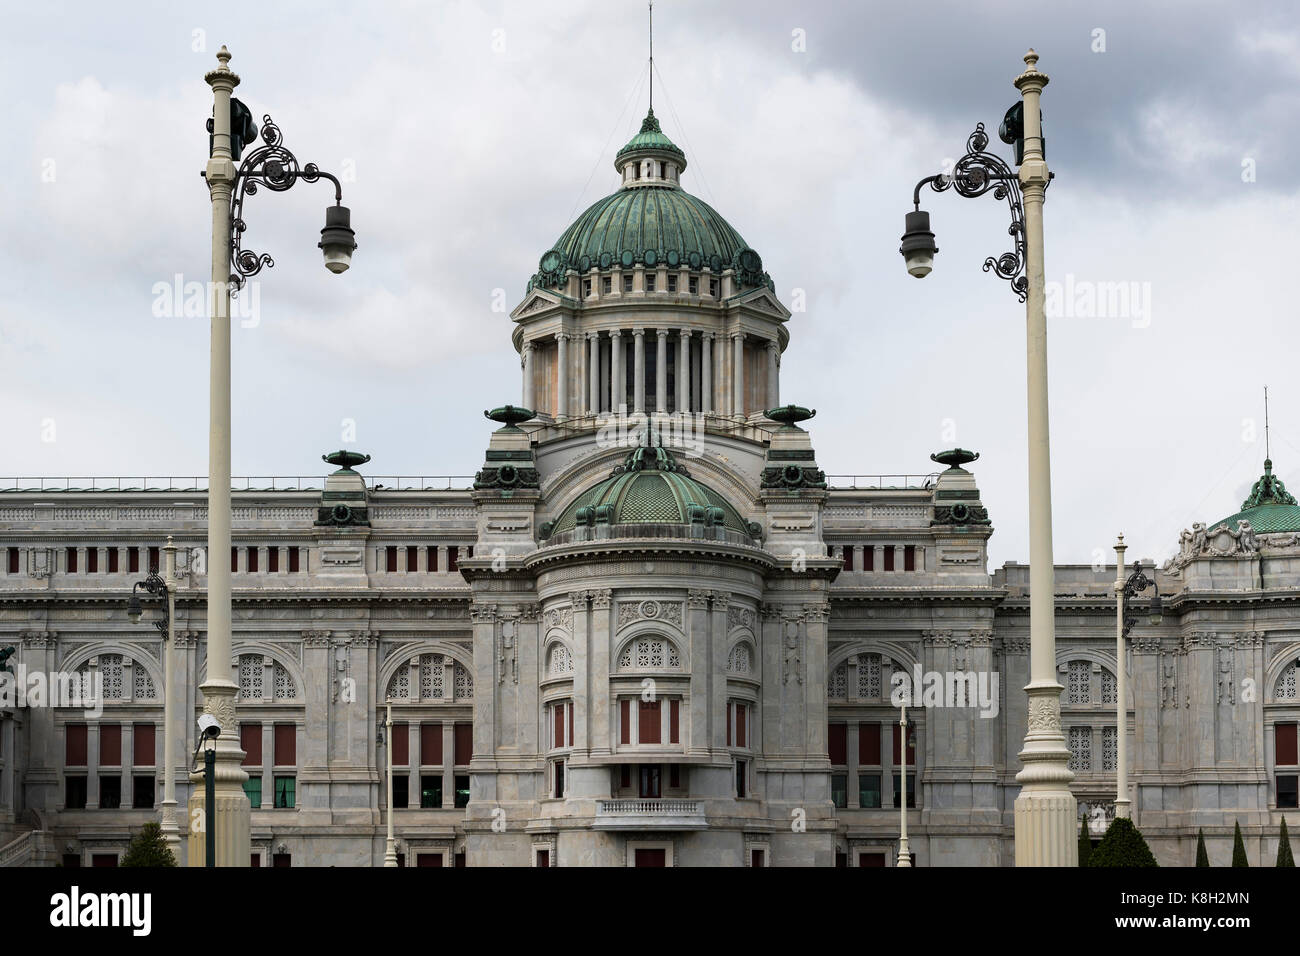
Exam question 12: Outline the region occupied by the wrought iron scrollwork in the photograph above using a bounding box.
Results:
[1121,560,1156,640]
[913,123,1028,302]
[228,115,343,291]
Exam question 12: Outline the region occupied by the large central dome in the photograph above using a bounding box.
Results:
[529,109,772,293]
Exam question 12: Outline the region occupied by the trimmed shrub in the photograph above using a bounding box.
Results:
[1078,827,1092,867]
[1195,829,1209,867]
[1231,820,1248,868]
[1278,817,1294,868]
[1088,817,1158,867]
[120,822,177,868]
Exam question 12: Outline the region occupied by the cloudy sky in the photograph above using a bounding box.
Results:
[2,0,1298,569]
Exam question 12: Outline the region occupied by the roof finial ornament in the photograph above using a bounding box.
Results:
[648,1,654,113]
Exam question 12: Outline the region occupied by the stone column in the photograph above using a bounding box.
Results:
[609,330,624,413]
[732,332,745,418]
[521,342,534,409]
[87,724,100,809]
[766,339,779,410]
[441,721,454,808]
[633,330,646,414]
[687,590,712,755]
[656,329,668,414]
[261,722,274,808]
[589,591,612,754]
[588,332,600,415]
[710,593,730,751]
[678,330,691,412]
[556,333,569,420]
[701,333,714,414]
[571,593,590,751]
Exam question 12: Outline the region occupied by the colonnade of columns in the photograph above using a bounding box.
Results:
[521,329,781,421]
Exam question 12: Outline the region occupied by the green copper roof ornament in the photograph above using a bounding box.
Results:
[484,405,536,429]
[1241,459,1296,509]
[931,448,980,470]
[322,449,371,473]
[765,405,816,428]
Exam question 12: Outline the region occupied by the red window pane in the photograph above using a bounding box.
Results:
[128,547,139,573]
[904,545,916,571]
[148,547,159,571]
[246,547,258,573]
[859,722,881,764]
[66,548,78,573]
[828,722,847,765]
[133,723,155,766]
[406,546,418,572]
[7,548,18,574]
[86,549,98,573]
[448,546,459,572]
[884,547,895,572]
[267,548,279,573]
[391,722,408,765]
[638,700,661,744]
[240,723,261,766]
[553,704,565,749]
[567,703,574,748]
[274,724,296,765]
[736,704,747,748]
[453,722,472,765]
[421,723,442,765]
[385,546,397,572]
[620,700,631,745]
[669,700,680,744]
[100,724,121,766]
[864,546,874,571]
[230,547,238,573]
[842,546,854,570]
[106,549,118,573]
[1277,723,1298,766]
[288,547,300,573]
[427,546,438,572]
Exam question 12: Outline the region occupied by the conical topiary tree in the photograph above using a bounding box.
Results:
[1231,820,1248,867]
[1078,826,1092,867]
[1087,817,1158,867]
[1278,817,1294,868]
[1195,829,1209,867]
[120,822,177,867]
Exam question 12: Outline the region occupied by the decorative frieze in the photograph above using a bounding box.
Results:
[543,604,573,633]
[617,599,683,630]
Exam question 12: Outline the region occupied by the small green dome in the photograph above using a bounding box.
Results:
[547,445,749,537]
[615,108,686,166]
[1210,459,1300,534]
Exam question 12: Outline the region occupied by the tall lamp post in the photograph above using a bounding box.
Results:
[897,705,912,867]
[198,46,356,866]
[382,699,398,867]
[126,537,180,859]
[899,50,1072,865]
[1112,536,1162,820]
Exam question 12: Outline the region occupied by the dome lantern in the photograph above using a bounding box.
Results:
[616,108,686,187]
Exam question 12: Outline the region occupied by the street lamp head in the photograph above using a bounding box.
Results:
[900,209,937,278]
[1148,590,1163,627]
[319,204,356,274]
[126,593,143,622]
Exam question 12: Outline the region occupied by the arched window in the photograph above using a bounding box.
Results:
[454,661,473,700]
[727,643,752,675]
[77,653,158,700]
[617,637,681,670]
[828,663,847,699]
[239,655,263,700]
[547,644,573,676]
[1067,661,1090,705]
[236,654,298,702]
[1276,662,1298,701]
[856,654,881,698]
[386,653,473,701]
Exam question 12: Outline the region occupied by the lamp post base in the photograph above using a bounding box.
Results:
[1014,682,1077,866]
[897,837,912,868]
[384,839,399,868]
[186,680,251,867]
[159,799,183,861]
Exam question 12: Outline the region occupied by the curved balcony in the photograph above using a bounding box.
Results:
[594,798,707,830]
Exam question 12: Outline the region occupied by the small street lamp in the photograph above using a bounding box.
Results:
[1112,535,1162,819]
[127,536,181,858]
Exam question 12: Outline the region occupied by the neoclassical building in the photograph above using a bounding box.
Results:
[2,109,1298,867]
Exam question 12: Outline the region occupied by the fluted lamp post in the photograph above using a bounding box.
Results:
[899,50,1070,865]
[1112,536,1162,820]
[897,705,912,867]
[126,537,181,859]
[383,699,398,867]
[199,45,356,866]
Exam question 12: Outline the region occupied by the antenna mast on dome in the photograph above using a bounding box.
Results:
[648,1,654,111]
[1265,385,1271,461]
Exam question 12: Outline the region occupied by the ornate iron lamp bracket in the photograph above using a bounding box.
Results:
[910,123,1028,302]
[1121,560,1155,640]
[227,115,344,291]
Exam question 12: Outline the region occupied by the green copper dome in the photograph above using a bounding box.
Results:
[546,444,749,537]
[1210,459,1300,534]
[615,108,686,165]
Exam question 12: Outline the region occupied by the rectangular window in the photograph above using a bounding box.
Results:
[536,849,550,868]
[602,276,612,295]
[709,278,718,298]
[288,547,301,573]
[274,723,296,765]
[553,762,564,799]
[133,723,155,766]
[831,773,848,809]
[1278,775,1299,809]
[667,274,678,293]
[148,546,160,571]
[107,549,118,573]
[420,776,442,808]
[274,776,296,808]
[858,773,882,808]
[892,723,916,765]
[620,765,631,789]
[406,545,418,572]
[273,853,291,867]
[454,723,472,765]
[751,849,765,868]
[865,546,874,571]
[583,279,592,298]
[100,724,121,767]
[842,545,854,570]
[448,546,459,572]
[828,722,847,765]
[66,724,87,766]
[421,723,442,765]
[267,547,279,573]
[646,274,656,292]
[65,776,87,809]
[240,723,262,767]
[669,700,680,744]
[669,764,681,789]
[427,546,439,572]
[1276,723,1298,765]
[639,765,661,799]
[620,700,631,745]
[904,545,916,571]
[7,547,18,574]
[391,722,409,765]
[132,775,155,809]
[86,549,98,573]
[455,774,470,808]
[735,759,747,798]
[128,547,139,573]
[622,274,633,293]
[230,547,238,573]
[688,276,698,295]
[568,702,573,747]
[638,700,661,744]
[892,774,917,809]
[884,547,895,572]
[66,547,77,573]
[859,722,881,764]
[385,546,397,572]
[98,776,121,809]
[243,775,262,807]
[247,547,258,573]
[392,775,409,808]
[553,702,566,749]
[736,703,747,748]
